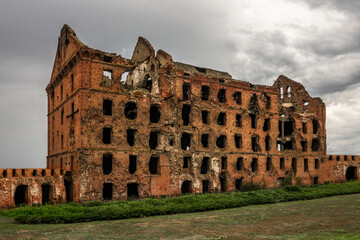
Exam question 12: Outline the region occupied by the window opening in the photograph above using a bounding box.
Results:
[301,140,307,152]
[235,178,243,191]
[251,135,259,152]
[183,83,190,100]
[263,118,270,131]
[221,156,227,170]
[313,176,319,184]
[61,108,64,125]
[315,158,320,169]
[217,112,226,125]
[201,133,209,148]
[143,74,152,92]
[218,89,226,102]
[41,184,51,205]
[220,176,226,192]
[251,158,258,172]
[103,154,112,175]
[312,119,319,134]
[149,131,159,150]
[124,102,137,119]
[183,156,191,168]
[169,134,174,146]
[264,94,271,109]
[311,138,320,151]
[149,156,159,174]
[346,167,357,181]
[182,104,191,126]
[102,127,112,144]
[302,122,307,134]
[202,110,209,124]
[284,119,294,136]
[284,140,293,150]
[14,185,28,205]
[103,99,112,116]
[181,132,191,150]
[129,155,137,174]
[249,113,256,128]
[103,55,113,62]
[304,159,309,172]
[236,157,244,171]
[127,129,136,146]
[280,158,285,169]
[102,183,113,200]
[234,134,242,148]
[201,86,210,100]
[266,157,272,171]
[150,105,161,123]
[127,183,139,199]
[216,135,226,148]
[201,157,209,174]
[265,135,271,151]
[233,92,242,105]
[181,181,192,194]
[292,158,297,174]
[103,70,112,80]
[236,114,242,127]
[120,71,129,84]
[202,180,210,193]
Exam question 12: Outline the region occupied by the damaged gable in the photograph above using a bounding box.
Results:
[131,37,155,62]
[50,24,84,82]
[126,37,160,93]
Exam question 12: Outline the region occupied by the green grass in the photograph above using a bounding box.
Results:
[1,194,360,239]
[1,181,360,224]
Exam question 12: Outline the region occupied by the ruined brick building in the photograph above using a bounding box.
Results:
[0,25,359,207]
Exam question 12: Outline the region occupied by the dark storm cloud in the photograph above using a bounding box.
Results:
[300,0,360,16]
[0,0,359,167]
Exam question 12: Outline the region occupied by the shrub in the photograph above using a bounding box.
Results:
[1,181,360,224]
[284,185,302,192]
[240,181,263,192]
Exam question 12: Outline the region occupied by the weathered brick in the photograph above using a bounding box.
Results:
[0,25,359,207]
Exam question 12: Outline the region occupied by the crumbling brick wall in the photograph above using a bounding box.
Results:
[0,169,65,207]
[0,25,359,207]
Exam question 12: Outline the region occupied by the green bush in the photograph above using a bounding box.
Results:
[1,181,360,224]
[240,181,263,192]
[284,185,302,192]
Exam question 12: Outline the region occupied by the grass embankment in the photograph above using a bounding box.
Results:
[1,181,360,224]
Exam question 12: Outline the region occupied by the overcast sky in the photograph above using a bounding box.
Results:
[0,0,359,168]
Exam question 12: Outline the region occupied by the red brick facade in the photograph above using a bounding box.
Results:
[0,25,359,207]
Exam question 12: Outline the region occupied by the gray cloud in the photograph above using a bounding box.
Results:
[0,0,359,167]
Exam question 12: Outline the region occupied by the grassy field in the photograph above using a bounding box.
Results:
[0,193,360,240]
